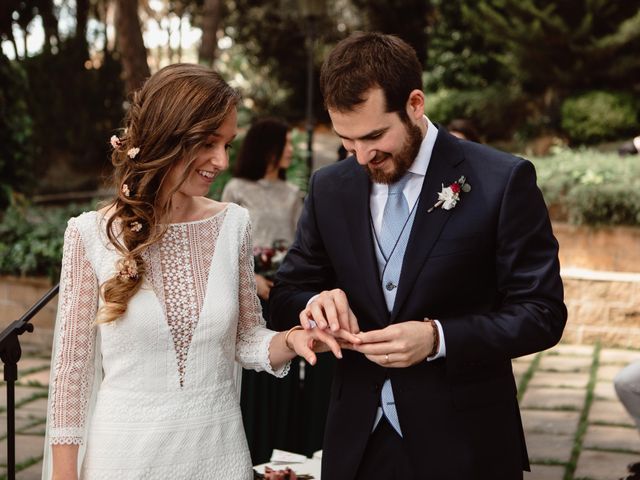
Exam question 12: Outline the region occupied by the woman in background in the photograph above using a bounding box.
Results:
[222,117,301,302]
[222,118,333,464]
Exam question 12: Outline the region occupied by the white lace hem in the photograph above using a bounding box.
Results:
[264,330,290,378]
[49,427,85,445]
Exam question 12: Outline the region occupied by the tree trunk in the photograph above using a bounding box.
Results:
[198,0,221,66]
[166,14,174,63]
[177,13,183,62]
[22,27,28,58]
[73,0,90,59]
[8,32,19,60]
[114,0,150,94]
[40,0,59,55]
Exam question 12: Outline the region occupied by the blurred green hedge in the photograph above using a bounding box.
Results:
[0,57,35,209]
[560,91,639,145]
[0,199,91,281]
[531,147,640,225]
[425,85,527,141]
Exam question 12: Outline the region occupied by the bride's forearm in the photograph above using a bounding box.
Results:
[268,328,303,369]
[52,444,79,480]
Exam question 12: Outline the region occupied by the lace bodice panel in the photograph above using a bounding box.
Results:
[47,207,286,446]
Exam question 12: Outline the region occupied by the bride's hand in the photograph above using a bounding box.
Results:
[286,326,348,364]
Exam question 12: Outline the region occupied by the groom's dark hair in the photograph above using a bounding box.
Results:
[319,32,423,121]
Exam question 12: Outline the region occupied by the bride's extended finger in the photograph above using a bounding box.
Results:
[334,328,362,344]
[310,337,331,353]
[312,328,343,359]
[293,336,317,365]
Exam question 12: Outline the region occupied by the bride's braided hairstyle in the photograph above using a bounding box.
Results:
[97,63,240,324]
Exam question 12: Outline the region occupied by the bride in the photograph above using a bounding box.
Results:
[42,63,351,480]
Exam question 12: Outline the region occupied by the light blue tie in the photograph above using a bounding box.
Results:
[379,175,411,259]
[376,174,411,437]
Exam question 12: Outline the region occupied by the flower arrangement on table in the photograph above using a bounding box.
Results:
[253,239,289,279]
[256,465,311,479]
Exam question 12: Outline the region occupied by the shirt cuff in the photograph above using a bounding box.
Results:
[426,319,446,361]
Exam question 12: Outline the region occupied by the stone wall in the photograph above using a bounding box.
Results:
[0,276,57,352]
[554,223,640,273]
[554,223,640,348]
[562,270,640,348]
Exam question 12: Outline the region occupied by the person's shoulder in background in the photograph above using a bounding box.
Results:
[618,135,640,156]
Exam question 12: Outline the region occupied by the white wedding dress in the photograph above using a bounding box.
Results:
[42,204,289,479]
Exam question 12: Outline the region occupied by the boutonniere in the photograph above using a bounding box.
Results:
[427,175,471,212]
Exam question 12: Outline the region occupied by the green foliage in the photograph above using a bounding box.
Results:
[532,147,640,226]
[0,55,35,207]
[461,1,640,93]
[21,45,124,194]
[425,85,526,140]
[350,0,431,66]
[222,0,331,120]
[426,0,507,92]
[0,200,91,280]
[286,129,311,193]
[455,1,640,137]
[560,91,639,145]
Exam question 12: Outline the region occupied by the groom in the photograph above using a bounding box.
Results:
[269,32,566,480]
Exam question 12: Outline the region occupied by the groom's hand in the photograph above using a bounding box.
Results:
[299,288,362,345]
[351,321,433,368]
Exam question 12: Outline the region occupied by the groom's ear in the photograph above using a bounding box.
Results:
[406,89,425,121]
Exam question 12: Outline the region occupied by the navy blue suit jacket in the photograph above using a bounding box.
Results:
[269,128,567,479]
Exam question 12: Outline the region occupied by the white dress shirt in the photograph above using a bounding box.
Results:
[370,116,446,360]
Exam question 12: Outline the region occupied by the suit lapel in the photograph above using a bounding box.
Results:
[391,130,465,320]
[340,160,389,328]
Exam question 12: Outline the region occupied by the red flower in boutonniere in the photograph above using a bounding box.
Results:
[427,175,471,212]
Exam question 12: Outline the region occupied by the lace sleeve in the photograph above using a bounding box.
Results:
[236,221,289,377]
[47,219,98,445]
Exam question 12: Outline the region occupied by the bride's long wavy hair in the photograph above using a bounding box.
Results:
[97,63,240,324]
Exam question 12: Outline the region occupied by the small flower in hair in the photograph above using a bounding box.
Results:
[130,221,143,232]
[116,258,138,281]
[110,135,122,149]
[127,147,140,159]
[121,184,131,197]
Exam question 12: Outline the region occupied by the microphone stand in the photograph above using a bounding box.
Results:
[0,283,59,480]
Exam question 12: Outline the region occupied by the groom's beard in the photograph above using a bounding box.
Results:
[364,121,423,184]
